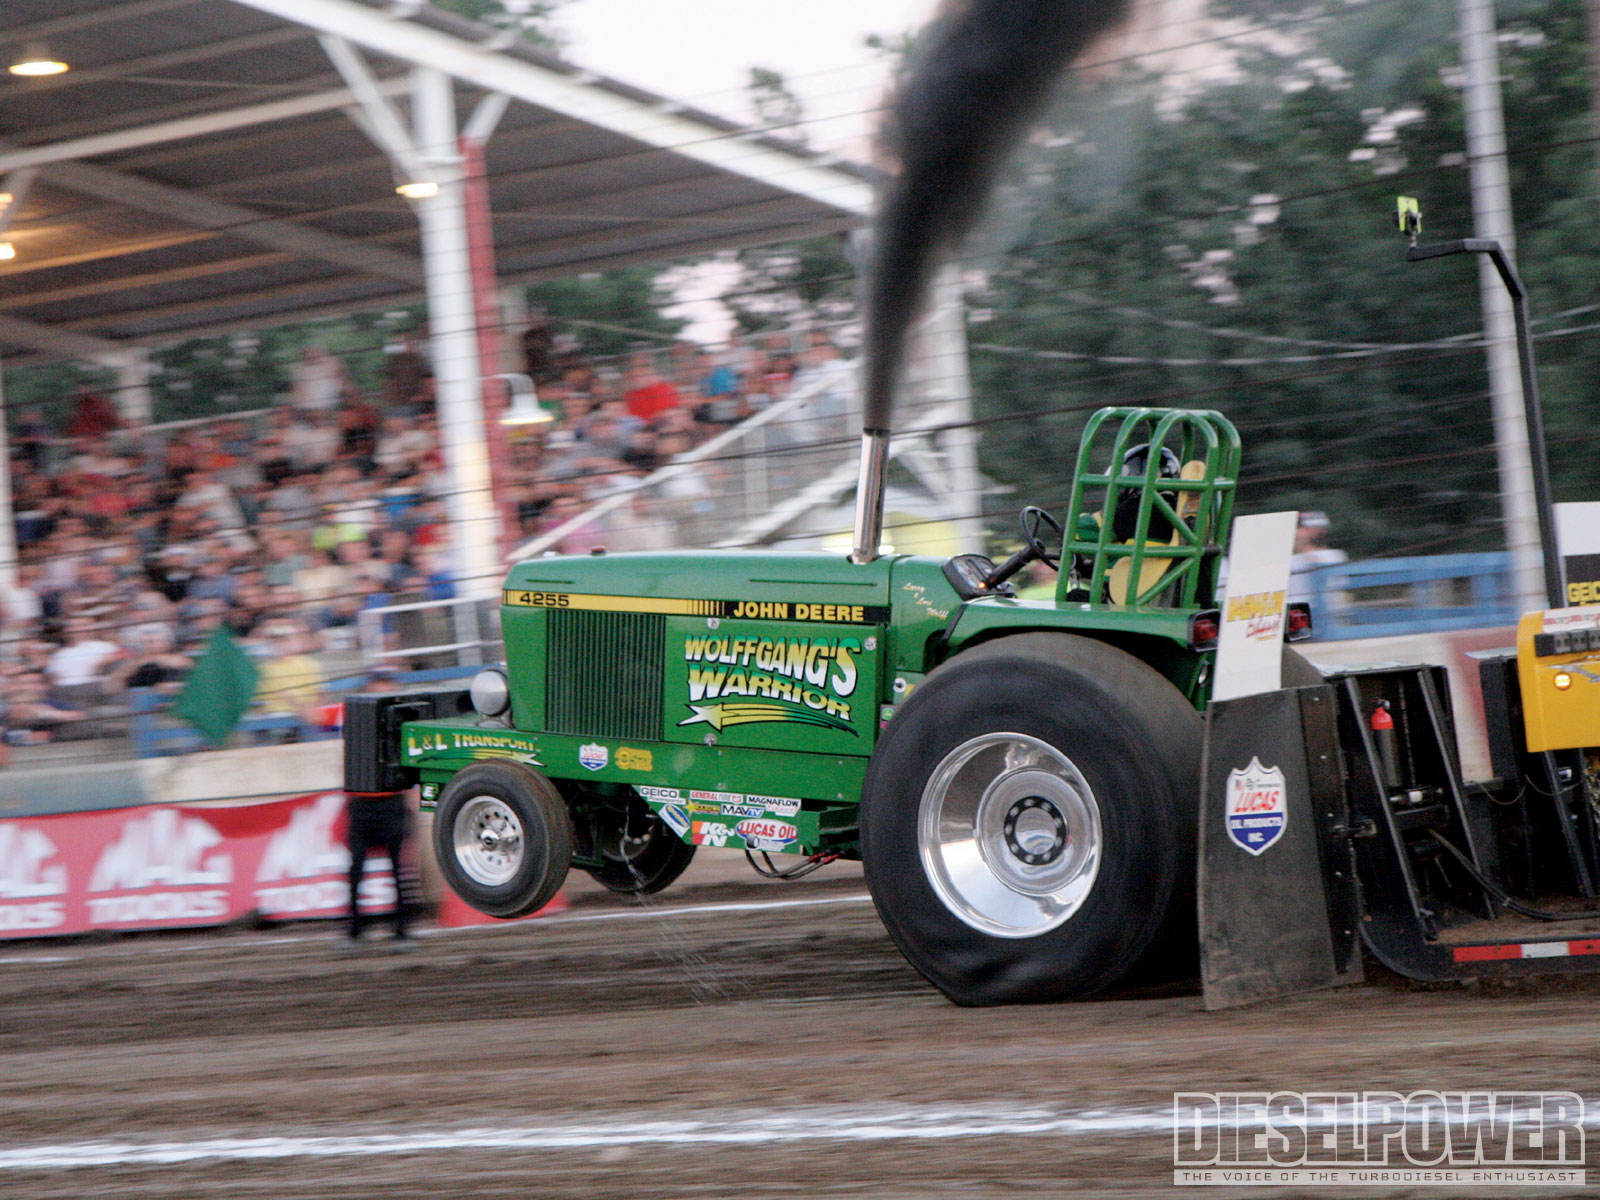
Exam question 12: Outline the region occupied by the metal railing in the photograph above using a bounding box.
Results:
[356,595,503,668]
[1302,552,1518,640]
[509,361,862,559]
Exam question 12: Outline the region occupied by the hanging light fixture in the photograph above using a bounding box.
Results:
[496,374,552,426]
[9,45,69,76]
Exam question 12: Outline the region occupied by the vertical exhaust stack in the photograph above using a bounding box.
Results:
[850,430,892,563]
[852,0,1133,563]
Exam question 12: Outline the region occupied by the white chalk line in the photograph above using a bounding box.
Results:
[10,1097,1600,1173]
[0,893,876,968]
[0,1105,1164,1170]
[537,892,875,925]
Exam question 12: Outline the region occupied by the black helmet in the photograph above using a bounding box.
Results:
[1121,442,1180,479]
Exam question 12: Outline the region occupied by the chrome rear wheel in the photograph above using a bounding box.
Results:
[918,733,1101,938]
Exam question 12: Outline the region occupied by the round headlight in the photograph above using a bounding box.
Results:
[470,667,511,717]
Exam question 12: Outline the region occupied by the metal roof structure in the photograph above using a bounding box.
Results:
[0,0,875,369]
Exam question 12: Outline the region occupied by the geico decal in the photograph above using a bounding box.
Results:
[256,794,349,883]
[0,826,67,898]
[88,809,232,891]
[86,890,229,924]
[0,902,65,931]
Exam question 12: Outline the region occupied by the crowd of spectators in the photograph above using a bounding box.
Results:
[0,319,852,754]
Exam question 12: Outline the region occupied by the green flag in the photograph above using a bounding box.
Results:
[175,626,260,746]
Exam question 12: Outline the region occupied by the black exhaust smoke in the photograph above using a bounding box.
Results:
[860,0,1132,434]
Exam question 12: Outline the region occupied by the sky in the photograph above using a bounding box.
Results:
[554,0,940,158]
[545,0,938,341]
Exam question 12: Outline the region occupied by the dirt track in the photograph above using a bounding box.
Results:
[1,867,1598,1199]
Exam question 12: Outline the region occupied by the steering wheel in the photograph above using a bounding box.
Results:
[1020,506,1063,571]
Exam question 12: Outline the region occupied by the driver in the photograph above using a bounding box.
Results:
[1111,442,1181,544]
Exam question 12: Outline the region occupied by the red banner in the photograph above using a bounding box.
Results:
[0,793,394,940]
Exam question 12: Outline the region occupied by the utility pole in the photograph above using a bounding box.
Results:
[1587,0,1600,160]
[1457,0,1546,613]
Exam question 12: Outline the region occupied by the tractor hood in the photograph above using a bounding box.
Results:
[503,551,900,620]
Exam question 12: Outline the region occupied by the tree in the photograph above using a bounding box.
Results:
[747,66,808,145]
[429,0,565,49]
[966,0,1600,559]
[723,236,856,339]
[525,268,685,360]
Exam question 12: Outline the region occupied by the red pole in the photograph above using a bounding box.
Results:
[459,136,520,556]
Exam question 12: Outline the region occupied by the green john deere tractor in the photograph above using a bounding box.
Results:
[347,405,1314,1004]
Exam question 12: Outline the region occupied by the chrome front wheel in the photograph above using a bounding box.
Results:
[452,796,526,887]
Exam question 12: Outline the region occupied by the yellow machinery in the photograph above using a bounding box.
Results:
[1517,606,1600,752]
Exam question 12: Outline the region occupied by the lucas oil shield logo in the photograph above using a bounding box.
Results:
[678,634,861,734]
[1225,757,1288,856]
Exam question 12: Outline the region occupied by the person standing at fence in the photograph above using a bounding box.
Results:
[345,788,413,949]
[1288,511,1347,602]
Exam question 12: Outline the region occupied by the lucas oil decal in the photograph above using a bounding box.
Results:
[1225,757,1288,855]
[679,634,861,733]
[736,819,797,851]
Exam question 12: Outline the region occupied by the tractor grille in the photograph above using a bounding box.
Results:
[544,610,665,741]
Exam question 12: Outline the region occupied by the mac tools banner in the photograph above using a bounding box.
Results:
[0,792,394,939]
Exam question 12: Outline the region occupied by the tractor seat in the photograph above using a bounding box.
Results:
[1105,460,1206,607]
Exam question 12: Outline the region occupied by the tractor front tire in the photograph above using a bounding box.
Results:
[433,760,574,918]
[861,633,1202,1005]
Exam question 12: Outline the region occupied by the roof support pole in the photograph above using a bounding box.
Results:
[460,136,519,555]
[229,0,873,216]
[0,362,17,591]
[318,35,430,184]
[115,351,154,427]
[0,171,36,239]
[410,66,501,593]
[914,263,985,555]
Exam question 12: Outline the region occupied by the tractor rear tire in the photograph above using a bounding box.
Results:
[861,632,1202,1005]
[433,760,574,918]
